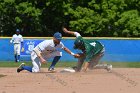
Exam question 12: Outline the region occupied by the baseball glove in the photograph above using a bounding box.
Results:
[21,47,24,52]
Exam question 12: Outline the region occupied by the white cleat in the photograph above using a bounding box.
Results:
[106,64,112,72]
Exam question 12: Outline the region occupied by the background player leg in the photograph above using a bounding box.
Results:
[14,55,17,62]
[17,44,21,62]
[17,55,20,62]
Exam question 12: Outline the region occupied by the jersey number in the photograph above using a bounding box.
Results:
[90,42,96,46]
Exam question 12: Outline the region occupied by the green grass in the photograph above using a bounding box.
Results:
[106,62,140,68]
[0,61,77,68]
[0,61,140,68]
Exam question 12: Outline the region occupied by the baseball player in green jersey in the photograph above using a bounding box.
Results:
[63,28,112,72]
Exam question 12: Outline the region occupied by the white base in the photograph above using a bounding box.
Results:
[60,68,75,73]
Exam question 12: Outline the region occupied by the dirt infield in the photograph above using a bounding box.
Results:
[0,68,139,93]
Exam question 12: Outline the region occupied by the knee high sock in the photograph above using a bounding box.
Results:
[50,56,61,69]
[94,64,108,69]
[17,55,20,61]
[22,66,32,72]
[15,55,17,61]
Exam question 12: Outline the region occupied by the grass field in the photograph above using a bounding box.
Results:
[0,61,140,68]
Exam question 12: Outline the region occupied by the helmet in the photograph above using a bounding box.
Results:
[73,39,84,49]
[53,32,62,41]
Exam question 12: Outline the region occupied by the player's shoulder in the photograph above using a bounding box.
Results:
[43,39,53,43]
[19,34,23,37]
[59,41,64,45]
[76,36,83,41]
[13,34,17,36]
[74,32,81,37]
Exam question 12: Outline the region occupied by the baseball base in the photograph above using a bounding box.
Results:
[60,67,75,73]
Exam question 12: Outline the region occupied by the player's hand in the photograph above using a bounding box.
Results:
[73,54,81,58]
[41,60,47,64]
[10,40,13,43]
[63,27,68,33]
[39,57,46,64]
[21,47,24,52]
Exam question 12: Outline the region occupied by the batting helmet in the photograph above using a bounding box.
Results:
[73,39,85,49]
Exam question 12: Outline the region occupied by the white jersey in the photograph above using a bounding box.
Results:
[10,34,23,44]
[31,39,64,72]
[74,32,81,37]
[34,39,64,55]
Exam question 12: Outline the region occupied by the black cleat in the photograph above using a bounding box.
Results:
[17,68,23,73]
[17,63,25,73]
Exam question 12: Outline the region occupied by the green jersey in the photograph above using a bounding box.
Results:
[75,36,104,61]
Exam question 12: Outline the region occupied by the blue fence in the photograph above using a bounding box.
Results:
[0,38,140,62]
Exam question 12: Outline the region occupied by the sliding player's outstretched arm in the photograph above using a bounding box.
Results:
[63,27,75,35]
[63,27,81,38]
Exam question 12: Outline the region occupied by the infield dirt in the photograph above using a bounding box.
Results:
[0,68,139,93]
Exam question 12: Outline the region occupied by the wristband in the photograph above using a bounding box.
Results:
[71,52,75,56]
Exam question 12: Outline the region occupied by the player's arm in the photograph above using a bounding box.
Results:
[63,28,75,35]
[21,36,24,52]
[33,48,46,64]
[74,53,85,58]
[63,28,81,37]
[63,47,85,58]
[21,42,24,52]
[21,35,24,47]
[63,47,75,56]
[21,42,24,49]
[10,36,14,43]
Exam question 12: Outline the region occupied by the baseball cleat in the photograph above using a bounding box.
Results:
[17,63,25,73]
[106,64,112,72]
[48,68,56,73]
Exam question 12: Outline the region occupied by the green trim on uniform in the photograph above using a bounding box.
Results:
[75,36,104,61]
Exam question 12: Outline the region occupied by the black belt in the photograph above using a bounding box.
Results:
[14,43,20,44]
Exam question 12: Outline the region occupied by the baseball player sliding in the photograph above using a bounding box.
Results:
[10,29,24,62]
[17,32,75,73]
[62,27,112,72]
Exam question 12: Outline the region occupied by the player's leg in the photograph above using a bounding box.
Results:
[48,51,62,72]
[14,55,17,62]
[74,56,86,72]
[17,51,41,73]
[14,44,18,62]
[17,44,21,62]
[48,56,61,71]
[30,51,41,72]
[31,58,41,72]
[17,63,33,73]
[89,52,112,72]
[60,56,85,73]
[88,52,104,69]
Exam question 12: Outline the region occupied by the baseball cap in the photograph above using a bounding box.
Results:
[16,29,20,32]
[53,32,62,41]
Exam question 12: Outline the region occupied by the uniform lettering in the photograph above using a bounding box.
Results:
[90,42,96,46]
